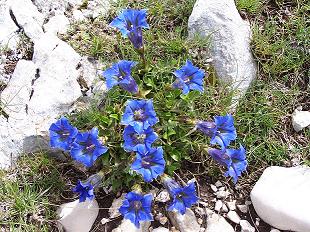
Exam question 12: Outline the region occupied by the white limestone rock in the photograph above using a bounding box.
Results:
[0,33,89,169]
[155,190,170,203]
[109,194,126,218]
[226,211,240,224]
[43,14,70,35]
[112,219,151,232]
[72,9,86,22]
[240,220,255,232]
[58,199,99,232]
[0,0,20,50]
[205,211,234,232]
[82,0,111,19]
[152,227,169,232]
[188,0,257,105]
[8,0,44,41]
[251,166,310,231]
[292,108,310,132]
[168,209,200,232]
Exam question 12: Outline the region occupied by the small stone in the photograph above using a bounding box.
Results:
[219,187,225,191]
[215,181,223,188]
[214,200,223,212]
[240,220,255,232]
[205,212,234,232]
[255,218,260,226]
[198,200,208,208]
[199,227,205,232]
[57,199,99,232]
[112,219,151,232]
[245,201,252,206]
[170,227,179,232]
[270,229,281,232]
[292,108,310,132]
[237,205,248,214]
[168,209,200,232]
[159,216,168,225]
[221,204,228,213]
[197,218,203,225]
[152,227,169,232]
[101,218,109,225]
[195,207,205,216]
[210,184,217,192]
[226,211,240,224]
[72,9,86,21]
[216,190,229,199]
[226,201,236,211]
[155,190,170,203]
[109,194,126,218]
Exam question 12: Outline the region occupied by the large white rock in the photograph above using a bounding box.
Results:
[0,0,20,50]
[168,209,200,232]
[0,33,98,169]
[58,199,99,232]
[188,0,257,104]
[251,166,310,231]
[205,211,234,232]
[43,14,70,35]
[112,219,151,232]
[8,0,44,41]
[292,108,310,132]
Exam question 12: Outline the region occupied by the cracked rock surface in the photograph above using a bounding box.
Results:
[0,0,110,169]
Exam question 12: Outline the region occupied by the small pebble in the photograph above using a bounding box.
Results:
[215,180,223,187]
[197,218,203,225]
[198,200,208,207]
[221,203,229,213]
[226,200,236,211]
[210,184,218,192]
[255,217,260,226]
[237,204,248,214]
[240,220,255,232]
[215,200,223,212]
[101,218,109,225]
[216,190,229,199]
[270,229,281,232]
[199,228,205,232]
[155,190,170,203]
[159,216,168,225]
[226,211,241,224]
[195,207,205,216]
[245,200,252,206]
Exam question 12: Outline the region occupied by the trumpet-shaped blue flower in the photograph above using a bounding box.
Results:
[208,145,247,183]
[123,125,158,153]
[131,147,165,182]
[110,9,149,49]
[71,128,108,167]
[102,60,138,93]
[172,60,205,95]
[119,191,153,228]
[73,180,94,202]
[224,145,247,184]
[196,114,237,149]
[122,99,158,132]
[163,177,198,215]
[49,116,78,151]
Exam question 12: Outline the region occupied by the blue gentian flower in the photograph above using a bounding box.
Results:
[72,180,94,202]
[208,145,247,183]
[102,60,138,93]
[172,60,205,95]
[224,145,247,184]
[123,125,158,153]
[211,115,237,149]
[196,114,237,149]
[163,177,198,215]
[119,191,153,228]
[49,116,78,151]
[71,128,108,167]
[131,147,165,182]
[121,99,158,132]
[110,9,149,49]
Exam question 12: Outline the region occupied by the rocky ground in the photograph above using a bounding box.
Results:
[0,0,309,231]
